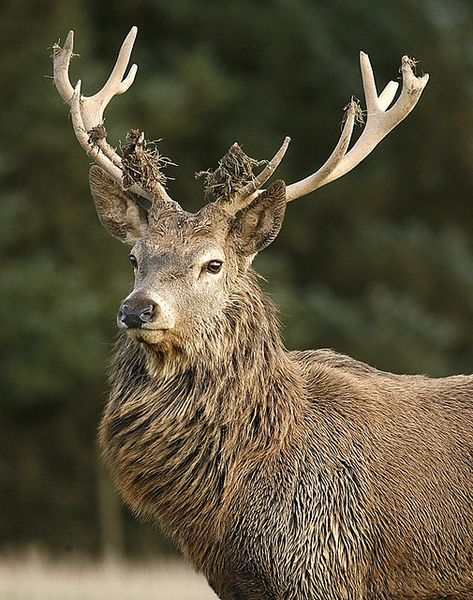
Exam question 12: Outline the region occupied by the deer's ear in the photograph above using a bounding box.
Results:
[89,166,148,245]
[231,180,286,256]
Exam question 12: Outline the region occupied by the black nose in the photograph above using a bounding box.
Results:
[118,299,156,329]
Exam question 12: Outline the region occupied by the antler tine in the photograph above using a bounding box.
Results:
[378,80,399,111]
[236,136,291,200]
[285,52,429,202]
[70,80,121,179]
[285,102,357,203]
[97,29,138,95]
[222,136,291,213]
[53,30,75,103]
[80,26,138,130]
[70,81,156,202]
[53,27,179,208]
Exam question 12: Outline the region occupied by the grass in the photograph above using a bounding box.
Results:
[0,555,218,600]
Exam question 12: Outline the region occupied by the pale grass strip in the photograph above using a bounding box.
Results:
[0,555,217,600]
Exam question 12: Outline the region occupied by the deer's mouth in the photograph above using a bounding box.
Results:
[128,327,171,345]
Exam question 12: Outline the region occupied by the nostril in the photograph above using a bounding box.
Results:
[118,305,128,323]
[139,304,155,323]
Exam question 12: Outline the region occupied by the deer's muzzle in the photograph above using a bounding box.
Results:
[117,292,176,332]
[118,297,156,329]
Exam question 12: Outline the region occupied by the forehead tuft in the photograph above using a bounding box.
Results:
[135,206,231,255]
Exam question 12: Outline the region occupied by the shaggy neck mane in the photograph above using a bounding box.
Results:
[100,270,306,567]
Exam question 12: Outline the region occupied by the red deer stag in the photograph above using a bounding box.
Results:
[53,27,473,600]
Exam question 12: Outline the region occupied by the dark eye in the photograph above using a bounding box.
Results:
[129,254,138,268]
[206,259,223,274]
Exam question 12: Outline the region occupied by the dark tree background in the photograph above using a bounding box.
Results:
[1,0,472,558]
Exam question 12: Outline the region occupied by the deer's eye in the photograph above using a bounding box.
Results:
[129,254,138,268]
[206,260,223,274]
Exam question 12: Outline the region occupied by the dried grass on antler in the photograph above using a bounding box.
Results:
[196,144,266,202]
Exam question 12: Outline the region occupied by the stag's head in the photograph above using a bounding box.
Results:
[53,27,428,348]
[87,160,288,347]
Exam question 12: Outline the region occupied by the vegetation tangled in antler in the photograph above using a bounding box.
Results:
[121,129,174,193]
[196,143,266,202]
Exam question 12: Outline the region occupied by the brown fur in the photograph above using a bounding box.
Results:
[98,230,473,599]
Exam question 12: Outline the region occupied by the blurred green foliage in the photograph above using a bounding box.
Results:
[1,0,472,557]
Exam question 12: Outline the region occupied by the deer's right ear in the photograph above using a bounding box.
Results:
[89,166,148,245]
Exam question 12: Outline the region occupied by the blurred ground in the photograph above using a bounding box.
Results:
[0,555,217,600]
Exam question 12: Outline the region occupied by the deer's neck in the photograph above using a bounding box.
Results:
[100,277,305,562]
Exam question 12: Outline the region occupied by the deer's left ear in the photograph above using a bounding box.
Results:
[231,180,286,256]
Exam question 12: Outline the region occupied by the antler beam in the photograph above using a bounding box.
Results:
[53,27,179,208]
[285,52,429,202]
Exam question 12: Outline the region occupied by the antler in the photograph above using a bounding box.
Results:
[211,136,291,215]
[228,136,291,208]
[53,27,180,209]
[53,33,428,215]
[285,52,429,202]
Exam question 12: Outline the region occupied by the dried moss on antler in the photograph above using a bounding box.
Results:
[344,98,364,126]
[196,143,267,202]
[87,124,108,145]
[120,129,175,192]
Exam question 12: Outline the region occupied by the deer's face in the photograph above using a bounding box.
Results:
[118,211,237,346]
[89,167,286,348]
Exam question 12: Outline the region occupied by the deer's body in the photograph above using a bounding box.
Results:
[101,271,473,600]
[53,26,473,600]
